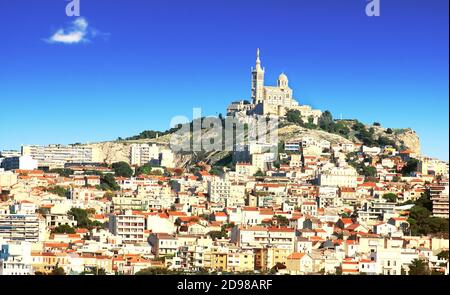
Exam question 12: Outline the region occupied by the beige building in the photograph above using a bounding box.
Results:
[207,179,246,206]
[0,169,18,188]
[418,157,449,176]
[250,49,321,121]
[285,252,314,274]
[318,165,358,188]
[227,49,321,122]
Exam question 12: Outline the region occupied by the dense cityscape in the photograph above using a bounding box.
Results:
[0,50,448,276]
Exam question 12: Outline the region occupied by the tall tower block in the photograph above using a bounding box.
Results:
[251,48,265,104]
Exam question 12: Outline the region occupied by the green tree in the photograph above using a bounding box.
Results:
[407,193,449,236]
[47,186,70,198]
[273,215,290,226]
[402,158,419,176]
[51,224,76,234]
[49,168,74,177]
[373,122,381,126]
[112,162,133,177]
[254,169,265,177]
[363,166,377,177]
[319,110,334,132]
[377,136,396,147]
[136,164,153,175]
[208,230,228,240]
[353,121,366,131]
[69,208,92,228]
[100,173,120,191]
[286,109,303,125]
[356,127,376,147]
[437,250,449,260]
[135,267,173,275]
[408,259,430,275]
[209,167,224,176]
[104,191,115,201]
[81,267,107,275]
[382,193,397,203]
[333,121,350,137]
[51,267,66,275]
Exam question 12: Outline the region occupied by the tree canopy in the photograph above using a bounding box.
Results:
[286,109,303,125]
[51,224,76,234]
[402,158,419,176]
[99,173,120,191]
[47,186,70,198]
[408,259,430,275]
[112,162,133,177]
[407,192,449,236]
[382,193,397,203]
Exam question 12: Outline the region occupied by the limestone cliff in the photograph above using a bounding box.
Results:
[84,121,421,166]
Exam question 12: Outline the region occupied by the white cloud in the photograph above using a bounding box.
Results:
[46,17,100,44]
[49,29,86,44]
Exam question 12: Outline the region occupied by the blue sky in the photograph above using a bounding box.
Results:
[0,0,448,160]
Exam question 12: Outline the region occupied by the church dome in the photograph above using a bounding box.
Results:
[277,72,288,88]
[278,72,288,81]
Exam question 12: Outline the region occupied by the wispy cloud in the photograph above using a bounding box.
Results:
[46,17,106,44]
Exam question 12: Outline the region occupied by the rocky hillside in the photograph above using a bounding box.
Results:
[277,121,420,154]
[278,124,354,145]
[373,127,420,155]
[84,118,420,167]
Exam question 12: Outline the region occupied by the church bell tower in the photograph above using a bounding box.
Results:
[251,48,265,104]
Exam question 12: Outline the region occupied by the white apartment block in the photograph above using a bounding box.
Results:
[148,233,179,257]
[207,179,246,205]
[109,210,146,244]
[130,143,160,166]
[0,214,44,242]
[231,225,296,251]
[0,239,33,275]
[159,149,175,168]
[21,144,95,168]
[318,165,358,188]
[0,156,38,171]
[252,153,276,172]
[430,182,449,218]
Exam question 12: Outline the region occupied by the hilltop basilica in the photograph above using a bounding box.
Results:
[227,49,322,124]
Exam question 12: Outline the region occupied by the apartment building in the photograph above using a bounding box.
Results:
[418,158,449,176]
[207,179,246,205]
[0,169,18,187]
[317,165,358,188]
[284,141,301,152]
[0,156,38,171]
[109,210,146,244]
[0,214,44,242]
[148,233,179,257]
[21,144,95,169]
[231,225,295,252]
[0,239,33,275]
[130,143,160,166]
[430,182,449,218]
[358,201,396,223]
